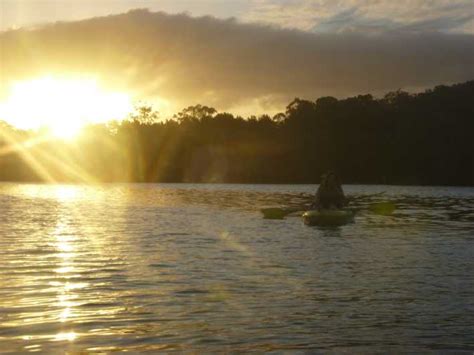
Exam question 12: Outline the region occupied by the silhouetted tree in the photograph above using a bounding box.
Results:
[0,80,472,185]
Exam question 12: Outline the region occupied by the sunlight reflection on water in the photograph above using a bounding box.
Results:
[0,183,473,352]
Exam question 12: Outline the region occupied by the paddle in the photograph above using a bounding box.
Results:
[261,201,396,219]
[261,207,304,219]
[368,201,396,215]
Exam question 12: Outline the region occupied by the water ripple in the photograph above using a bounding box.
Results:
[0,183,473,352]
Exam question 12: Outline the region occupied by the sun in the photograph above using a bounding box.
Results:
[50,119,84,140]
[0,76,132,139]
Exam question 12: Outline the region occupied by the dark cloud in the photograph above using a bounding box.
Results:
[396,14,474,33]
[1,9,473,115]
[246,1,474,34]
[311,4,474,34]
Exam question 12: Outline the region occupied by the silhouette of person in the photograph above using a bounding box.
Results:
[311,171,346,210]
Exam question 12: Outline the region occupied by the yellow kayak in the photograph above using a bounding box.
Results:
[302,209,354,226]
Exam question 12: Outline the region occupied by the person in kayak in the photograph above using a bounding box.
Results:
[311,171,346,210]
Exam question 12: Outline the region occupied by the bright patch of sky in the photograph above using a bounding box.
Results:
[0,0,251,30]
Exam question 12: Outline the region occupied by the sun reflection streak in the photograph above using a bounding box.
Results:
[55,266,75,274]
[51,220,83,341]
[54,186,80,201]
[24,344,42,352]
[54,332,77,342]
[59,307,71,323]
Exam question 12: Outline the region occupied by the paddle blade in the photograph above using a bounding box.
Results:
[261,207,295,219]
[369,202,396,215]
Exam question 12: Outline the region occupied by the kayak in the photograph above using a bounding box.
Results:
[302,209,354,226]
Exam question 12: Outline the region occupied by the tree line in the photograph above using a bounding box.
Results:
[0,80,473,185]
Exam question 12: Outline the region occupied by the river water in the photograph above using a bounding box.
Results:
[0,183,473,352]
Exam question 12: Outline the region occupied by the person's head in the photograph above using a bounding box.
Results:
[321,171,341,190]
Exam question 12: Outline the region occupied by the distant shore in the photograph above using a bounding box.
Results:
[1,80,473,186]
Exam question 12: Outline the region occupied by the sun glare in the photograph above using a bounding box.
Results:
[0,76,132,139]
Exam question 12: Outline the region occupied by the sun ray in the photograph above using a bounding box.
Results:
[0,125,97,184]
[0,126,57,182]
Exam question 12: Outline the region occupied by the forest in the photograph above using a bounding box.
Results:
[0,80,473,185]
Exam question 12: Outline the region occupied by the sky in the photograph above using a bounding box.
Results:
[0,0,473,118]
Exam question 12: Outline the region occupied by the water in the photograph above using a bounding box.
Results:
[0,183,473,352]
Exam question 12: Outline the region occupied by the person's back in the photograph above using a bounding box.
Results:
[311,171,346,210]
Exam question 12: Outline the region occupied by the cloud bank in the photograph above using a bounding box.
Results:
[1,9,473,116]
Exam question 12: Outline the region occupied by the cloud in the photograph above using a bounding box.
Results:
[2,1,473,35]
[244,0,474,34]
[0,9,473,116]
